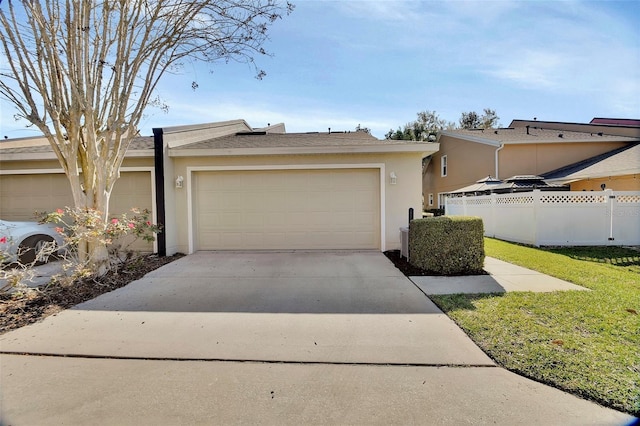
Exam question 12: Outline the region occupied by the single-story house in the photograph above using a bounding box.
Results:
[423,119,640,209]
[0,119,439,255]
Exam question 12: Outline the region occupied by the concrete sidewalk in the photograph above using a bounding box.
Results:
[411,256,588,295]
[0,252,634,425]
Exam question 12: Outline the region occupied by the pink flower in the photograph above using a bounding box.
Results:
[111,218,119,224]
[0,236,6,244]
[146,221,151,226]
[56,209,64,214]
[128,223,135,229]
[55,227,64,234]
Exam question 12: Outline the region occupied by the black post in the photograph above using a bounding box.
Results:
[153,128,166,257]
[408,207,414,224]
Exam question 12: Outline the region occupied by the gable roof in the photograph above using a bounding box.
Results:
[590,118,640,127]
[509,119,640,138]
[0,119,440,161]
[542,143,640,184]
[0,135,154,161]
[439,126,640,146]
[169,130,439,157]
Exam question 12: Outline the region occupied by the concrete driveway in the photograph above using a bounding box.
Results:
[0,251,491,365]
[1,251,633,425]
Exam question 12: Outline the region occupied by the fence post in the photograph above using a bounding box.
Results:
[605,189,615,242]
[533,190,541,246]
[490,192,496,237]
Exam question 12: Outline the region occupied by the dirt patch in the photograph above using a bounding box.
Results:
[0,253,184,335]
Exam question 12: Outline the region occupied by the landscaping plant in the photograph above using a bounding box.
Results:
[1,207,160,296]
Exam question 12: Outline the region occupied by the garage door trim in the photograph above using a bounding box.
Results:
[186,164,386,253]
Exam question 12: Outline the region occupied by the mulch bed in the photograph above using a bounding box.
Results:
[0,253,184,335]
[384,250,436,276]
[384,250,487,276]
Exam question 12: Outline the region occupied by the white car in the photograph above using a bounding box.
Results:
[0,220,65,264]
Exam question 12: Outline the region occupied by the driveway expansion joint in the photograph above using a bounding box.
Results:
[0,351,497,368]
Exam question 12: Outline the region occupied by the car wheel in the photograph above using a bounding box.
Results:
[18,235,57,265]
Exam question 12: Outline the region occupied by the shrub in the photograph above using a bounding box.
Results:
[1,207,161,296]
[409,216,484,275]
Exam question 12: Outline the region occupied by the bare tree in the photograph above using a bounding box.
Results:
[0,0,293,269]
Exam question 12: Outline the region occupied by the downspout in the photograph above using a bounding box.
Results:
[153,128,167,257]
[494,143,504,180]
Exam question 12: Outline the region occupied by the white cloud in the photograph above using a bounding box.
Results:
[486,50,564,89]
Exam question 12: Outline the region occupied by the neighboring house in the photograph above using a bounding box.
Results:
[423,119,640,209]
[0,119,439,255]
[0,135,156,250]
[542,143,640,191]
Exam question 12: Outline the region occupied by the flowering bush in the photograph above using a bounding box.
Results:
[1,207,161,295]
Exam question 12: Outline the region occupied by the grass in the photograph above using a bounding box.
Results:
[429,238,640,416]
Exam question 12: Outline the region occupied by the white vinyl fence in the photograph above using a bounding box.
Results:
[445,190,640,246]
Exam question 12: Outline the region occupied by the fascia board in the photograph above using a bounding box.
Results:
[503,138,640,145]
[0,152,59,161]
[169,143,440,158]
[0,150,154,161]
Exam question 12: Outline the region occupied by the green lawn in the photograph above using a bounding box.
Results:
[429,238,640,416]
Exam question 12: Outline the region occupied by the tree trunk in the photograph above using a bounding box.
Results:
[66,160,113,276]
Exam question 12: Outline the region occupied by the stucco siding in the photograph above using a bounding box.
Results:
[499,142,628,178]
[569,175,640,191]
[423,136,495,207]
[165,152,423,255]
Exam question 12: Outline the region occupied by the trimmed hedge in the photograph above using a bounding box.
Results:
[409,216,485,275]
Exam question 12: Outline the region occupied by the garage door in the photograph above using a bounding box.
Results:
[195,169,380,250]
[0,172,152,219]
[0,171,154,250]
[0,173,73,220]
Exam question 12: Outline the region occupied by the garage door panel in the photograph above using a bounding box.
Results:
[195,169,380,250]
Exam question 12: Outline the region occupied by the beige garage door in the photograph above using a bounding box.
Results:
[0,172,152,220]
[195,169,380,250]
[0,171,154,251]
[0,173,73,220]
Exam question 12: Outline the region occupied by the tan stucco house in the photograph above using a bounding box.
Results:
[423,119,640,209]
[1,119,439,255]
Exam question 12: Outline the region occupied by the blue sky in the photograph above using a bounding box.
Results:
[1,0,639,140]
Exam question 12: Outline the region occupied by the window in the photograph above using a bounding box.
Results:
[441,155,447,177]
[428,193,434,206]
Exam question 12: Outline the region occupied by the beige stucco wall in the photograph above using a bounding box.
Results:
[164,152,423,255]
[498,142,628,178]
[423,136,631,209]
[423,135,495,208]
[569,175,640,191]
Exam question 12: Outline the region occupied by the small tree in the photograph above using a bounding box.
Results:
[459,108,500,129]
[386,110,453,141]
[0,0,293,271]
